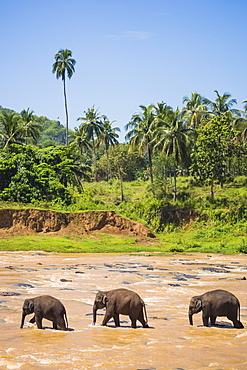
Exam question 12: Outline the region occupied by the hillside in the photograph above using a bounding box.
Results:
[0,105,68,147]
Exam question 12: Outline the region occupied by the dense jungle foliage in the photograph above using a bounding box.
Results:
[0,90,247,254]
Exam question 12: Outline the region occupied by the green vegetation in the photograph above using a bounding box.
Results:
[0,178,246,254]
[0,86,247,254]
[0,233,157,254]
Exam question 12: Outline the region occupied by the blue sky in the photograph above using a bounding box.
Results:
[1,0,246,142]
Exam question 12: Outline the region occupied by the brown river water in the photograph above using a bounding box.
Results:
[1,251,247,369]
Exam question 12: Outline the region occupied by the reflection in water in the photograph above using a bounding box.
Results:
[0,252,247,369]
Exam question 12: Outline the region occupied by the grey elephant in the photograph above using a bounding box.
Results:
[20,295,68,330]
[93,288,149,328]
[188,289,244,328]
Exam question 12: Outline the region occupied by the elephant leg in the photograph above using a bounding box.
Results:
[53,321,58,329]
[113,313,120,327]
[57,317,66,330]
[35,314,43,329]
[102,312,113,326]
[202,313,209,327]
[210,315,216,326]
[138,309,149,328]
[236,320,244,329]
[227,314,244,328]
[130,316,137,328]
[29,315,36,324]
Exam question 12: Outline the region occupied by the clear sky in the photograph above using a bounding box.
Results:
[1,0,246,142]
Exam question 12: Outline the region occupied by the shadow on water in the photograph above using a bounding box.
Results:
[25,325,75,331]
[197,321,240,329]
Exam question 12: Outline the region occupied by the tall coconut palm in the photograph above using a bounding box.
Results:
[153,108,193,201]
[153,101,173,126]
[20,108,41,144]
[52,49,76,147]
[125,104,156,196]
[182,92,209,129]
[97,116,120,179]
[77,106,103,181]
[204,90,240,120]
[0,112,23,149]
[154,101,172,117]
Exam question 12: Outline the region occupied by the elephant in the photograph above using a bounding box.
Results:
[93,288,149,328]
[188,289,244,328]
[20,295,68,330]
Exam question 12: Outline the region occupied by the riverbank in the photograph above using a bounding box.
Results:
[0,178,247,254]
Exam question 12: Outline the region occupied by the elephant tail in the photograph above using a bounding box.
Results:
[64,311,69,329]
[142,300,149,327]
[237,300,244,328]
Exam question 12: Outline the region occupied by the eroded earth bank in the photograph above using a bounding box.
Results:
[0,209,155,239]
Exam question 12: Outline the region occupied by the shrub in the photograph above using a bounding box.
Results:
[239,239,247,254]
[169,246,184,253]
[234,176,247,186]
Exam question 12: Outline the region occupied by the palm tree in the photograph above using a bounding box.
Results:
[52,49,76,147]
[204,90,240,120]
[125,104,156,196]
[182,92,209,129]
[153,108,193,201]
[69,126,92,155]
[20,108,41,144]
[154,101,172,117]
[0,112,23,149]
[233,99,247,147]
[97,115,120,179]
[243,100,247,112]
[153,101,173,126]
[77,106,103,181]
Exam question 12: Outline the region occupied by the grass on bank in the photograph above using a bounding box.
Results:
[0,178,246,254]
[0,227,246,254]
[0,233,163,254]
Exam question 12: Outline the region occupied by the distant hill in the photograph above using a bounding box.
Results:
[0,105,73,147]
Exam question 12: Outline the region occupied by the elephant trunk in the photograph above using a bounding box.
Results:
[20,312,26,329]
[189,313,193,326]
[93,304,97,324]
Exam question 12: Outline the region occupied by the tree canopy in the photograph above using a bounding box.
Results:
[0,88,246,203]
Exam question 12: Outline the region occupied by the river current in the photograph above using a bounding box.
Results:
[0,251,247,369]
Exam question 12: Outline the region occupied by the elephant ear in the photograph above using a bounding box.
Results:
[28,301,34,311]
[102,295,108,305]
[195,298,202,311]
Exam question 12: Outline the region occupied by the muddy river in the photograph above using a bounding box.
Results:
[1,251,247,369]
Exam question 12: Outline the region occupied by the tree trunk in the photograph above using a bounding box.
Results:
[210,178,214,199]
[117,163,124,202]
[173,168,177,202]
[63,78,69,148]
[106,148,112,179]
[147,146,155,197]
[92,137,98,182]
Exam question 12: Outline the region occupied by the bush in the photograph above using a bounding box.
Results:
[169,246,184,253]
[239,239,247,254]
[0,145,74,205]
[234,176,247,186]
